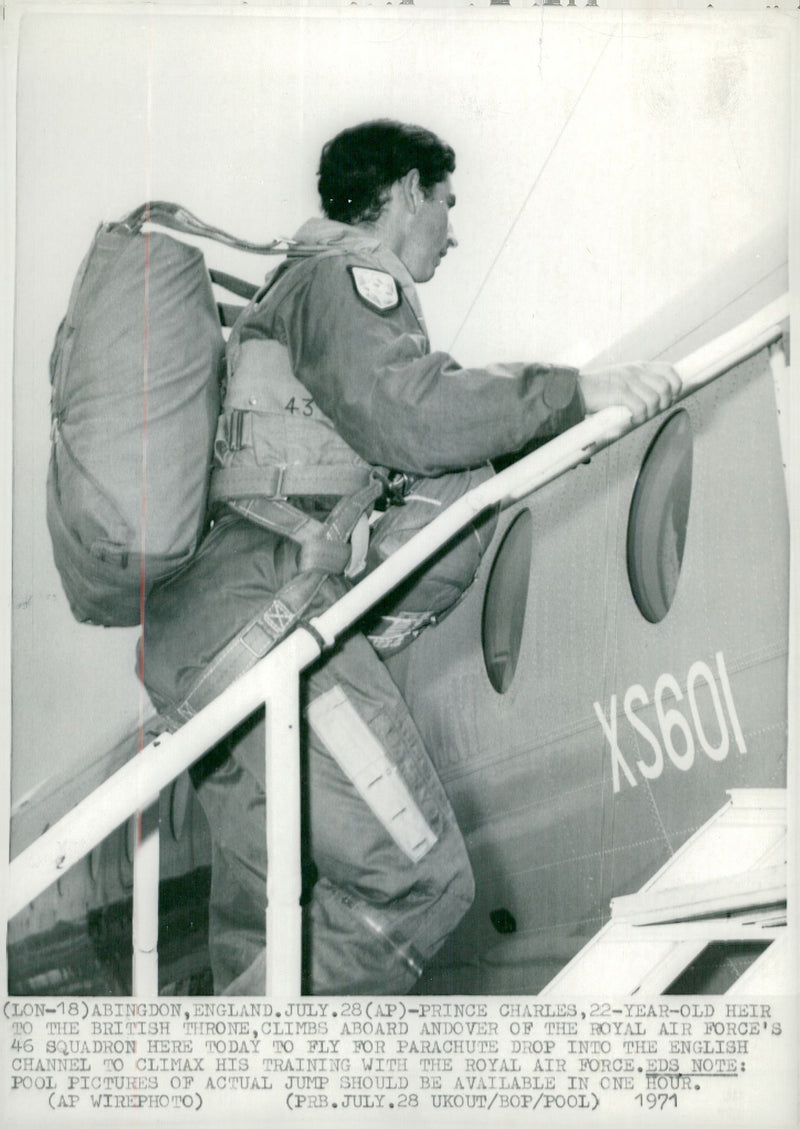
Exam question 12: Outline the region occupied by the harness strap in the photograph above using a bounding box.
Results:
[210,463,374,503]
[163,471,388,729]
[225,472,387,576]
[117,201,340,259]
[216,302,247,329]
[163,568,332,730]
[118,201,292,256]
[208,269,260,300]
[229,496,329,543]
[225,500,352,575]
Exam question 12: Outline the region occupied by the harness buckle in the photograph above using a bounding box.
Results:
[374,470,410,511]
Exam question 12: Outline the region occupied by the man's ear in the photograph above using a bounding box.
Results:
[399,168,424,213]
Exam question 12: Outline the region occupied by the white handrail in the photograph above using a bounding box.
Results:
[8,292,788,992]
[264,633,307,994]
[132,800,160,995]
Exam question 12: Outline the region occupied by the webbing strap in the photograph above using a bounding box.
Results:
[229,497,323,541]
[119,201,291,255]
[307,685,437,863]
[217,302,247,329]
[228,498,353,575]
[299,475,386,573]
[225,473,386,576]
[209,270,260,300]
[322,476,386,546]
[165,569,331,729]
[210,463,374,501]
[117,201,338,258]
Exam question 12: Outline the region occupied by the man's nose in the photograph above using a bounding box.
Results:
[447,222,458,249]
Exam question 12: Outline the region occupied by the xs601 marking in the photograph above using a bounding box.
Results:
[594,651,746,793]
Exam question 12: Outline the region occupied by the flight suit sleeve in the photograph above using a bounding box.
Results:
[243,255,584,477]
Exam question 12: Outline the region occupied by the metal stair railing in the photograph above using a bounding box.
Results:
[7,293,789,996]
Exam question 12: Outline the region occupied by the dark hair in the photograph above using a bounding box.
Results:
[318,120,455,225]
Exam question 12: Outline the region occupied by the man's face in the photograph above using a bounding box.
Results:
[403,176,457,283]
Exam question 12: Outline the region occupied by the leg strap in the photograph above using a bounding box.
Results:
[163,569,331,729]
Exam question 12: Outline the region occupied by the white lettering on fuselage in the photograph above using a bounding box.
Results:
[594,651,747,793]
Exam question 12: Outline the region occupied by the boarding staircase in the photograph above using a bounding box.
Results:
[541,789,788,996]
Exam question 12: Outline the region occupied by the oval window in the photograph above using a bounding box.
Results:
[627,410,693,623]
[482,509,533,693]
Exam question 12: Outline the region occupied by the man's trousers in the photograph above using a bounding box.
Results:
[142,515,474,994]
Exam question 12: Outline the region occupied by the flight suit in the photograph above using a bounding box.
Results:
[142,217,585,995]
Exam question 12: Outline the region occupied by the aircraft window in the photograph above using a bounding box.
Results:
[627,410,693,623]
[482,509,532,694]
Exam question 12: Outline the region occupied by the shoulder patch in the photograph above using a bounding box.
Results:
[348,266,401,313]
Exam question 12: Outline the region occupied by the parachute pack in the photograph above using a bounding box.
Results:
[46,202,288,627]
